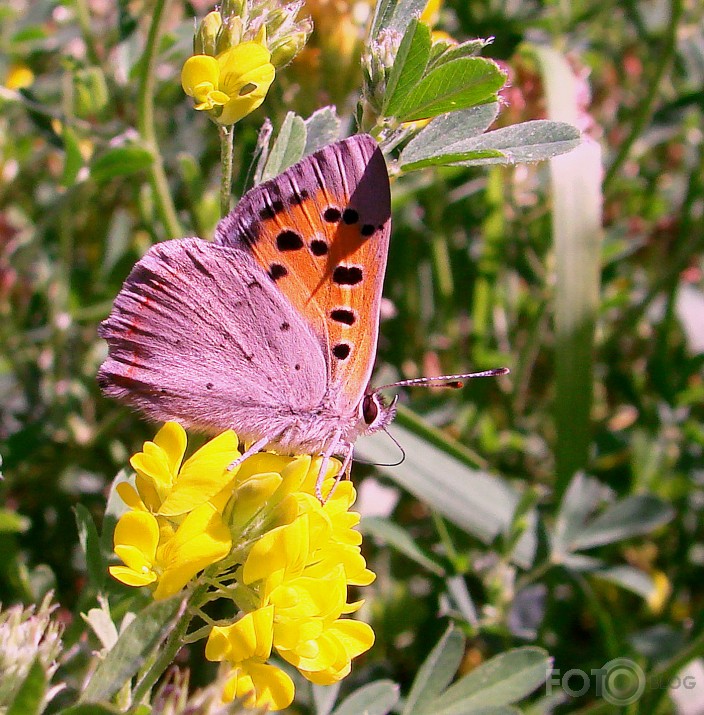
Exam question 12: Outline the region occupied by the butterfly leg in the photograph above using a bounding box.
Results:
[315,430,345,503]
[227,435,270,471]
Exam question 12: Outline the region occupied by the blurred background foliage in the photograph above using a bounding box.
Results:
[1,0,704,712]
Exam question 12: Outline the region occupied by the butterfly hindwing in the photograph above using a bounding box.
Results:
[215,134,391,416]
[98,238,328,439]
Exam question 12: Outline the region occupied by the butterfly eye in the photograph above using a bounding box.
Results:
[362,394,379,425]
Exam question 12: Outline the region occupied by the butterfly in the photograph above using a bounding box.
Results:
[98,134,506,498]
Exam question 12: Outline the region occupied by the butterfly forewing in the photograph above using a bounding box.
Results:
[215,134,391,416]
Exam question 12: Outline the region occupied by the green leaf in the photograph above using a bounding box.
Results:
[551,473,604,558]
[80,596,182,703]
[312,682,341,715]
[403,624,465,715]
[426,647,551,714]
[371,0,427,38]
[7,658,46,715]
[571,495,675,550]
[60,705,122,714]
[361,517,445,576]
[355,408,537,568]
[261,112,307,181]
[304,107,341,155]
[61,124,84,187]
[391,58,506,122]
[74,503,107,591]
[592,565,657,600]
[89,145,153,183]
[428,38,493,70]
[401,149,505,171]
[383,20,431,115]
[331,680,400,715]
[400,102,500,163]
[403,121,581,170]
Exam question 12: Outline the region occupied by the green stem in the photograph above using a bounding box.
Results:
[603,0,683,189]
[219,124,235,217]
[73,0,103,67]
[131,584,207,703]
[136,0,182,239]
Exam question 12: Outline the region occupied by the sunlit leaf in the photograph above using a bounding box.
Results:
[391,58,506,121]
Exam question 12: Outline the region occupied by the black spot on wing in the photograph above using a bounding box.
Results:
[276,230,304,251]
[330,308,356,325]
[361,224,375,237]
[332,343,351,360]
[259,205,277,220]
[288,187,310,205]
[323,207,341,223]
[332,265,363,285]
[342,208,359,224]
[268,264,288,281]
[310,239,328,256]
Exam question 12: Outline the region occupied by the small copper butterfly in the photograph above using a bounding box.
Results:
[98,134,506,497]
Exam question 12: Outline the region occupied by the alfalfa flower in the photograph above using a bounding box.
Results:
[181,42,275,126]
[0,595,64,711]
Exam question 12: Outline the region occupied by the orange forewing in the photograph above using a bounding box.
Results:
[215,136,391,413]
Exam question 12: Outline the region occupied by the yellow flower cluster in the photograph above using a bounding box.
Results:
[110,423,375,711]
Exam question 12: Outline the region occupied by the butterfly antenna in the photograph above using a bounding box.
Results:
[375,367,509,392]
[354,429,406,468]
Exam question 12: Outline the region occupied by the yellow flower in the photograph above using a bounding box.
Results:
[109,502,232,599]
[420,0,443,26]
[299,619,375,685]
[240,490,375,684]
[127,422,239,517]
[206,607,295,711]
[110,424,376,707]
[4,63,34,90]
[181,42,275,125]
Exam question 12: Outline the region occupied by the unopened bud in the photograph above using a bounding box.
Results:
[216,16,244,54]
[220,0,247,20]
[194,11,223,55]
[270,32,307,68]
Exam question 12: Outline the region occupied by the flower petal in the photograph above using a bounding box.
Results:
[206,606,274,663]
[153,422,187,476]
[113,511,159,562]
[109,565,156,587]
[181,54,220,96]
[159,430,239,516]
[243,515,310,585]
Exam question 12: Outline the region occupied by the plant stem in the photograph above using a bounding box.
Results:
[136,0,182,239]
[132,584,207,703]
[219,124,235,217]
[73,0,103,67]
[603,0,683,188]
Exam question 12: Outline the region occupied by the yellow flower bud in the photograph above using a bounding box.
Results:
[194,10,223,55]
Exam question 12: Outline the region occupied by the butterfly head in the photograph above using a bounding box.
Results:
[358,390,398,437]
